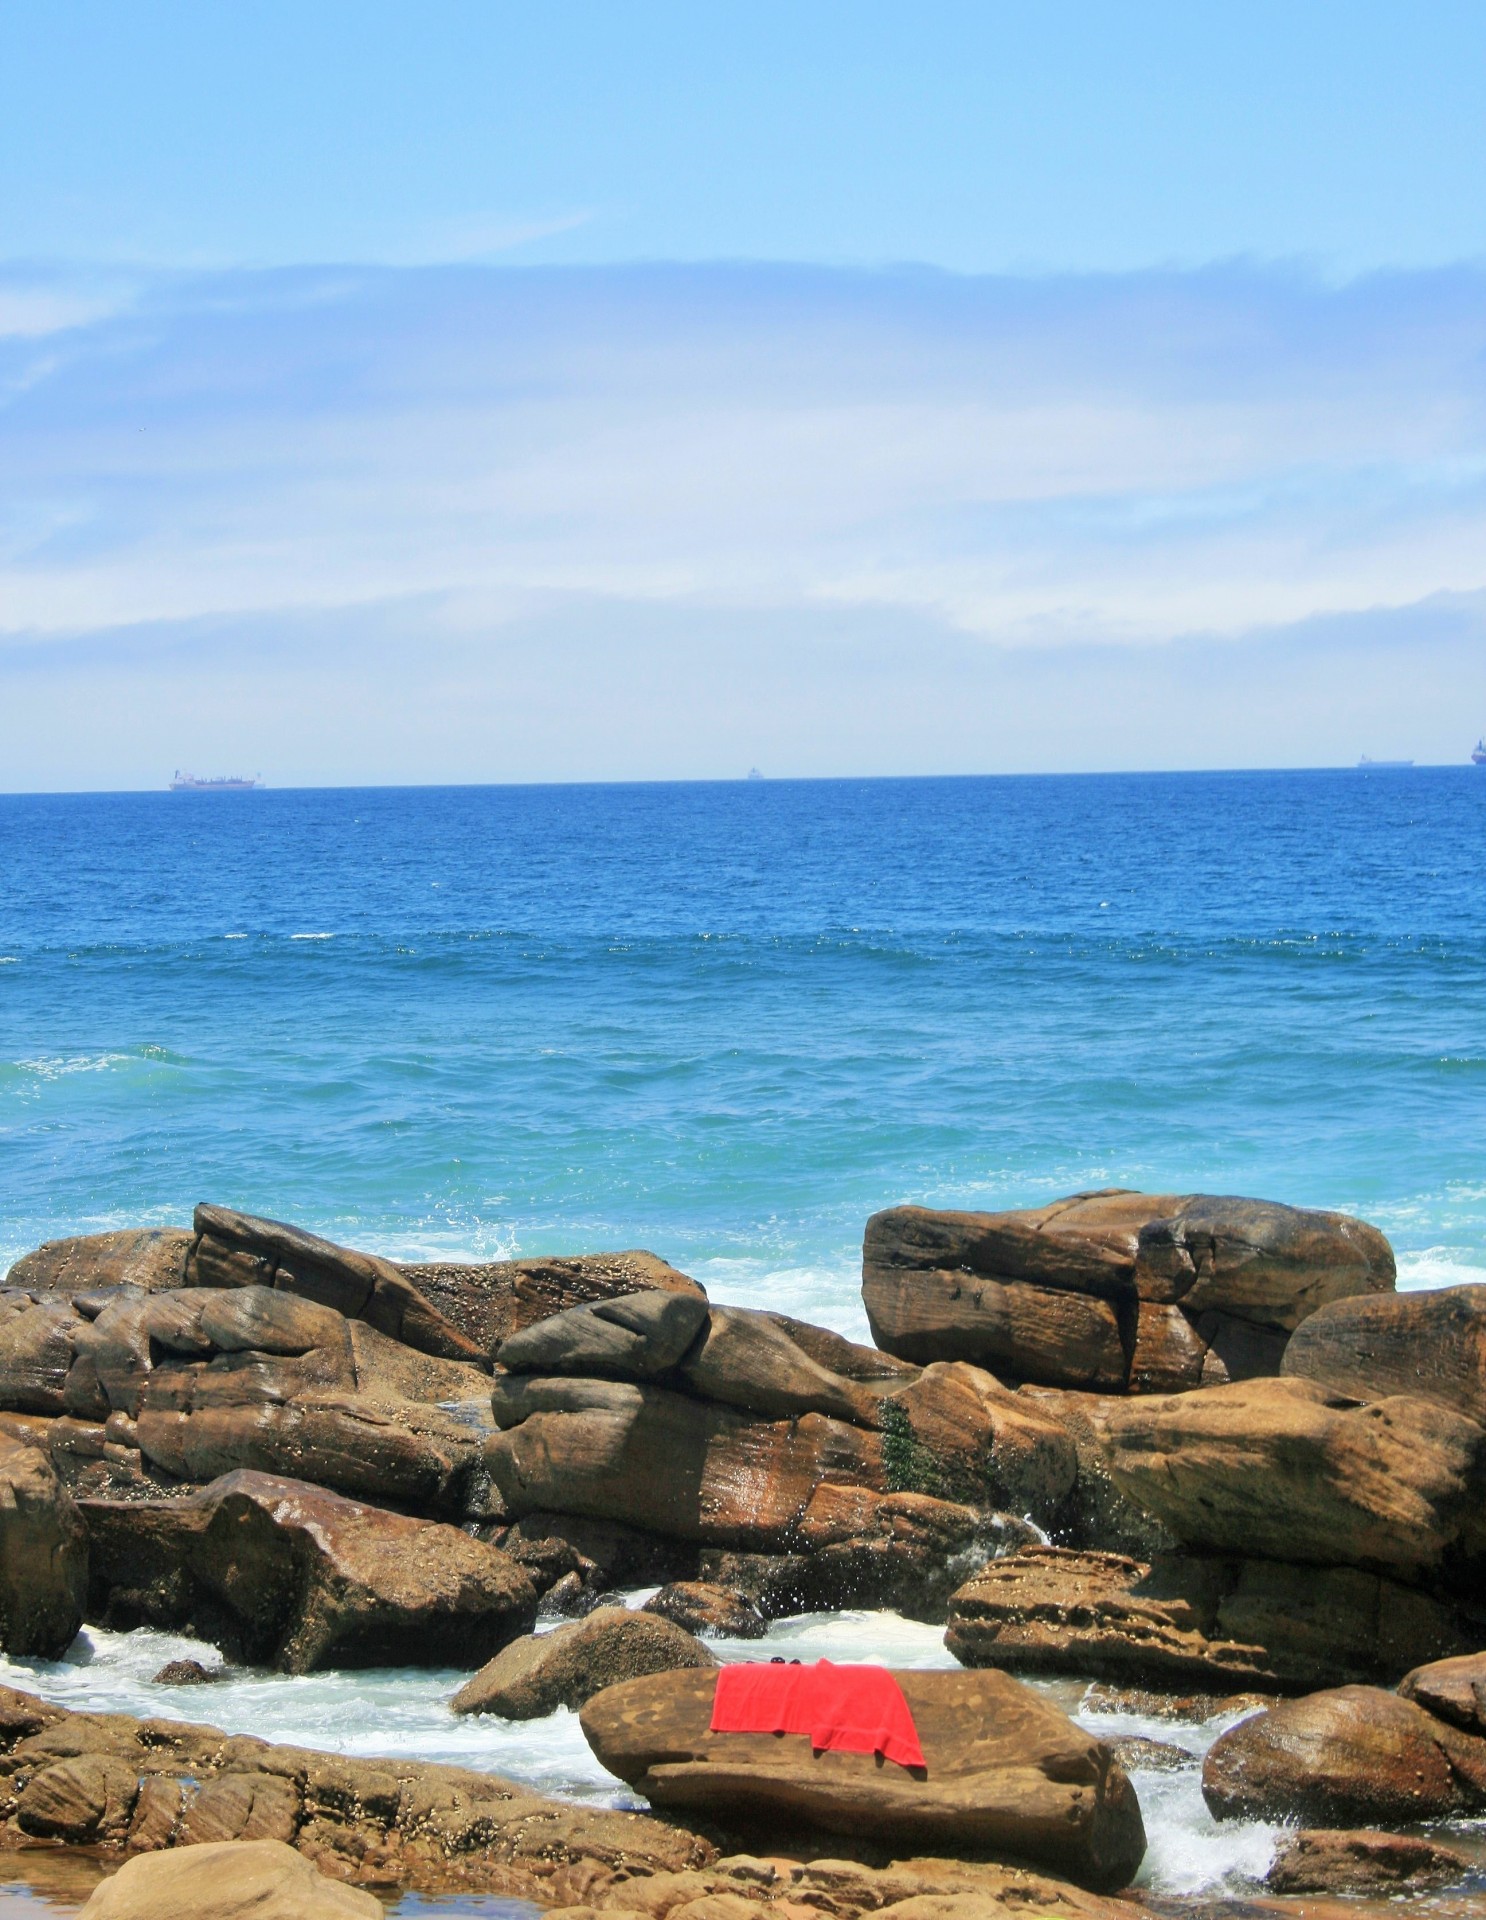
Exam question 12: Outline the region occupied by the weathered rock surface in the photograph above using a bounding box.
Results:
[452,1606,716,1718]
[402,1248,706,1355]
[1283,1280,1486,1424]
[5,1228,193,1298]
[77,1839,382,1919]
[1098,1376,1486,1579]
[0,1682,710,1899]
[579,1666,1146,1893]
[1266,1828,1474,1895]
[0,1433,88,1657]
[643,1582,767,1640]
[0,1294,82,1413]
[1398,1648,1486,1735]
[882,1363,1076,1521]
[944,1545,1478,1691]
[498,1289,713,1381]
[1202,1685,1486,1824]
[188,1205,483,1362]
[863,1191,1393,1391]
[81,1469,536,1671]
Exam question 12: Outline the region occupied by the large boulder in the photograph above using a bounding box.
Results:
[0,1434,87,1657]
[187,1205,483,1363]
[1267,1829,1474,1896]
[5,1228,192,1296]
[80,1469,536,1671]
[882,1363,1076,1521]
[863,1191,1394,1391]
[484,1377,883,1549]
[1283,1281,1486,1424]
[0,1294,82,1413]
[1097,1376,1486,1580]
[498,1288,711,1381]
[579,1666,1146,1893]
[452,1605,716,1718]
[944,1545,1478,1692]
[1202,1685,1486,1824]
[400,1248,705,1354]
[77,1840,380,1920]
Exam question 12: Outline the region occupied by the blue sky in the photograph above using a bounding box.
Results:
[2,4,1484,783]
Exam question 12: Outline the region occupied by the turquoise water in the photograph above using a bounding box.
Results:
[3,770,1484,1326]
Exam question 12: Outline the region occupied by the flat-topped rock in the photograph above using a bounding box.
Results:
[5,1228,194,1298]
[863,1191,1394,1391]
[1398,1648,1486,1735]
[80,1468,536,1671]
[0,1433,87,1657]
[1283,1281,1486,1423]
[452,1606,715,1718]
[401,1248,705,1354]
[579,1665,1146,1893]
[1098,1376,1486,1579]
[1267,1828,1475,1896]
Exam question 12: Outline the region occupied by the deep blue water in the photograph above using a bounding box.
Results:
[2,770,1483,1333]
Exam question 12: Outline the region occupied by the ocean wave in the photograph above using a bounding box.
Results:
[1395,1249,1486,1291]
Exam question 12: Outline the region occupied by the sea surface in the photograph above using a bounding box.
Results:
[3,769,1486,1907]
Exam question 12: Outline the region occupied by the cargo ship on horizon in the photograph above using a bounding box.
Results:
[169,771,262,790]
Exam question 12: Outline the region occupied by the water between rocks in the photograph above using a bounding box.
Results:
[0,1598,1305,1910]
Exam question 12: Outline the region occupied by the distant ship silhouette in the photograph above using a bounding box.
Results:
[170,771,262,790]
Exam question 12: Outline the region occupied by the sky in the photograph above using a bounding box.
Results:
[1,3,1484,785]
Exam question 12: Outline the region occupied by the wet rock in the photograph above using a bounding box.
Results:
[401,1248,706,1355]
[80,1468,536,1671]
[943,1544,1477,1691]
[863,1191,1393,1391]
[1398,1648,1486,1734]
[497,1510,698,1588]
[1098,1376,1486,1579]
[16,1754,140,1843]
[883,1362,1077,1520]
[498,1289,712,1381]
[579,1665,1147,1893]
[1016,1386,1174,1556]
[5,1228,193,1297]
[644,1581,767,1639]
[1080,1681,1273,1722]
[1283,1281,1486,1424]
[1202,1684,1486,1824]
[188,1204,483,1363]
[76,1838,383,1919]
[0,1433,87,1657]
[452,1605,716,1718]
[151,1659,220,1685]
[1103,1735,1192,1773]
[1266,1828,1473,1895]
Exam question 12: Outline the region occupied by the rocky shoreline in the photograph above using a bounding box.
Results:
[3,1189,1486,1915]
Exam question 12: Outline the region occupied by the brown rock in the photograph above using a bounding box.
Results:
[862,1192,1393,1390]
[1202,1685,1486,1824]
[5,1227,192,1296]
[498,1289,712,1380]
[81,1469,536,1671]
[401,1248,706,1355]
[1397,1647,1486,1734]
[346,1319,493,1404]
[579,1666,1146,1893]
[1098,1375,1486,1577]
[188,1204,483,1362]
[0,1295,82,1413]
[644,1582,767,1640]
[1283,1281,1486,1423]
[944,1544,1478,1692]
[484,1380,883,1549]
[76,1839,381,1919]
[152,1658,220,1685]
[16,1754,140,1842]
[1104,1734,1192,1773]
[677,1308,889,1427]
[0,1433,88,1657]
[883,1363,1077,1520]
[1267,1828,1472,1895]
[176,1771,301,1845]
[452,1606,716,1718]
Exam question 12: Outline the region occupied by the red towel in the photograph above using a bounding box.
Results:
[709,1660,926,1771]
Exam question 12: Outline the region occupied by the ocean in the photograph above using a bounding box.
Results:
[3,768,1486,1906]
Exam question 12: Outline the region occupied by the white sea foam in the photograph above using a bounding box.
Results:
[1396,1249,1486,1291]
[0,1611,1294,1899]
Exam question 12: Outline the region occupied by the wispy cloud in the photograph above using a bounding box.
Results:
[1,260,1482,782]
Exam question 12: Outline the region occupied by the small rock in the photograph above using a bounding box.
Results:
[452,1605,717,1718]
[1081,1682,1274,1722]
[1105,1734,1192,1773]
[76,1838,381,1918]
[151,1658,220,1685]
[644,1581,767,1640]
[1268,1829,1472,1895]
